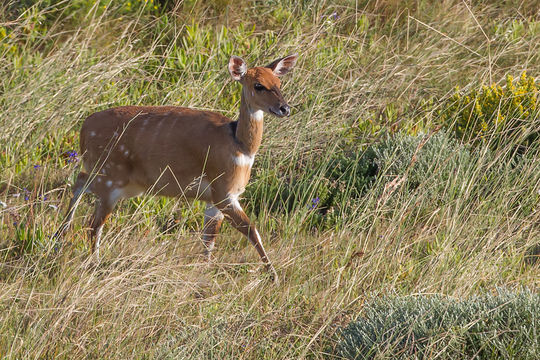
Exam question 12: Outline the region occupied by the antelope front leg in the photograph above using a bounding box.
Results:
[202,203,224,260]
[54,172,90,240]
[89,198,116,260]
[216,196,279,284]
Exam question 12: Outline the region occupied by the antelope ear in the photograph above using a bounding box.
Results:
[228,56,247,81]
[266,54,298,76]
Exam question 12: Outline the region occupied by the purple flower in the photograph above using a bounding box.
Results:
[309,196,320,209]
[67,150,79,163]
[33,164,41,169]
[321,12,339,21]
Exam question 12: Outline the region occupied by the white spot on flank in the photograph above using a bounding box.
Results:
[89,131,96,137]
[251,110,263,121]
[233,153,254,167]
[143,119,148,126]
[124,150,129,156]
[119,145,125,151]
[97,177,102,183]
[106,180,113,187]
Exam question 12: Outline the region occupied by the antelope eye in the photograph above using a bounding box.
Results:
[254,83,265,91]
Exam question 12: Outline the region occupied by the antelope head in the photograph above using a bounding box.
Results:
[228,54,298,118]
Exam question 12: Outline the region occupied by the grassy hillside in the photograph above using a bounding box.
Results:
[0,0,538,358]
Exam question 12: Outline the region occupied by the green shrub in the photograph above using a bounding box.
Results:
[337,289,540,360]
[440,73,539,152]
[13,222,47,256]
[370,130,474,201]
[246,131,473,229]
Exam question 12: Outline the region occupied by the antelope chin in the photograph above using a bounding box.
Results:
[269,107,287,118]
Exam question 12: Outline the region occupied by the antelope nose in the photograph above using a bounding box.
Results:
[279,104,290,117]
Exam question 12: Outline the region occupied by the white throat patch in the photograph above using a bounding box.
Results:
[250,110,264,122]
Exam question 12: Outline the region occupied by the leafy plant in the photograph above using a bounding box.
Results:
[337,289,540,360]
[370,130,474,201]
[440,72,539,152]
[13,222,47,255]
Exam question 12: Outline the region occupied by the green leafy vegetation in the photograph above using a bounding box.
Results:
[338,289,539,359]
[440,72,539,152]
[0,0,538,358]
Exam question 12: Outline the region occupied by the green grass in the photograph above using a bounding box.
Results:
[0,0,539,358]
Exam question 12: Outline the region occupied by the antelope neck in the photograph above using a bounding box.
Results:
[235,91,264,155]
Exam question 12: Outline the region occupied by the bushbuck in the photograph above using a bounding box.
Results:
[58,54,298,283]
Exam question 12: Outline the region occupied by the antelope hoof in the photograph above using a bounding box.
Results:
[202,249,213,263]
[265,264,279,285]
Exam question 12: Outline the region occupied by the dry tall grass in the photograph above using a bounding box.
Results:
[0,0,538,358]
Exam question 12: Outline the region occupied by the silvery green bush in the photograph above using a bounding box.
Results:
[337,289,539,359]
[371,130,474,201]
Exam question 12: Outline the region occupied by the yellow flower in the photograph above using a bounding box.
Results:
[496,111,505,124]
[475,102,483,116]
[480,121,488,132]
